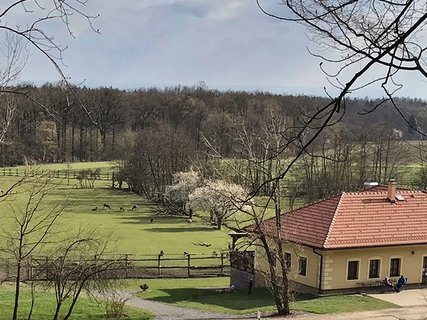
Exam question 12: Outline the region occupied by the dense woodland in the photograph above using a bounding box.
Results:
[2,83,427,201]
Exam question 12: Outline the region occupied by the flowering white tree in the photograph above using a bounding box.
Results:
[189,180,247,230]
[164,169,201,216]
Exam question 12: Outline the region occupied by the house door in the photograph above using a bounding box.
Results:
[422,257,427,284]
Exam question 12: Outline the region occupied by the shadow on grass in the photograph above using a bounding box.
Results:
[146,226,216,233]
[116,215,215,228]
[146,287,275,311]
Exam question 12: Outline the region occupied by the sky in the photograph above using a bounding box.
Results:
[11,0,427,99]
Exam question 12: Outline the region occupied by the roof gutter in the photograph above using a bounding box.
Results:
[313,248,323,295]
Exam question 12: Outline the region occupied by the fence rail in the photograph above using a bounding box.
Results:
[0,167,115,181]
[0,254,230,281]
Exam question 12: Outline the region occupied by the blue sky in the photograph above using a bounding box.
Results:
[16,0,427,98]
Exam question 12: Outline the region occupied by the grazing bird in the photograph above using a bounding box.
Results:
[139,284,149,291]
[159,250,164,257]
[150,218,154,223]
[103,203,111,209]
[184,251,189,256]
[91,207,98,212]
[119,207,124,212]
[131,205,138,210]
[193,241,212,247]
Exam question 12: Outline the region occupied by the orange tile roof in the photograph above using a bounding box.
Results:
[261,188,427,249]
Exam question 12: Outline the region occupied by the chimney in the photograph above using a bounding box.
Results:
[387,179,396,203]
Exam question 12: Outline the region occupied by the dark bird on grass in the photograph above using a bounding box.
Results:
[140,284,149,291]
[193,241,212,247]
[119,207,124,212]
[184,251,189,256]
[131,205,138,210]
[103,203,111,209]
[91,207,98,212]
[150,218,154,223]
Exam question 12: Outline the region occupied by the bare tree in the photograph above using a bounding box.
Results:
[0,0,98,143]
[0,175,65,320]
[42,230,124,320]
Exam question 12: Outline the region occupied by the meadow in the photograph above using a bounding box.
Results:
[0,162,399,318]
[0,172,230,258]
[0,282,151,320]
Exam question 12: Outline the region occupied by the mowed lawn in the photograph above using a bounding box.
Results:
[0,173,230,258]
[0,162,399,317]
[132,278,396,315]
[0,283,151,320]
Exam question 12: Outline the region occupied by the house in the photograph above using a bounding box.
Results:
[252,180,427,294]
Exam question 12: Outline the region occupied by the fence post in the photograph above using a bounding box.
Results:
[187,254,191,278]
[45,256,49,280]
[5,258,9,279]
[157,254,162,276]
[8,168,11,176]
[16,168,18,176]
[111,172,115,189]
[221,253,224,275]
[125,254,129,278]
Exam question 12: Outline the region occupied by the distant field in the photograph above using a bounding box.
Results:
[0,174,230,258]
[2,161,117,171]
[0,161,119,180]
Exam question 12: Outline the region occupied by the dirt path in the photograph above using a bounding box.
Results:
[119,291,256,320]
[283,306,427,320]
[121,291,427,320]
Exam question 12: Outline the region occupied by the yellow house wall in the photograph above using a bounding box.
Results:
[325,244,427,290]
[255,241,427,291]
[254,240,321,290]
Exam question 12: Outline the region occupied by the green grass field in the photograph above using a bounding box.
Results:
[132,278,396,315]
[0,283,151,320]
[0,162,400,318]
[1,161,117,172]
[0,167,231,258]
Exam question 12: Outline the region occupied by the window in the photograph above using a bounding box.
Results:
[285,252,292,270]
[298,257,307,276]
[369,259,380,279]
[390,258,401,277]
[347,260,359,280]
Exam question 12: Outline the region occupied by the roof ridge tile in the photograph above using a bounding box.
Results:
[322,193,344,248]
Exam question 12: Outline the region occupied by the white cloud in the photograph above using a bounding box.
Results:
[14,0,427,98]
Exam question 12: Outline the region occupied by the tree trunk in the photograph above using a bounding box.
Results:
[52,301,62,320]
[12,260,21,320]
[71,120,75,161]
[63,285,84,320]
[79,123,84,162]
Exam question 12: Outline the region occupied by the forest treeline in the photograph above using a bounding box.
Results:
[2,83,427,201]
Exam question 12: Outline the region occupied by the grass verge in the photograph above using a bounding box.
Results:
[134,278,397,315]
[0,283,151,320]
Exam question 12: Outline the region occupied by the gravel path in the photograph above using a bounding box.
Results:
[119,291,256,320]
[120,291,427,320]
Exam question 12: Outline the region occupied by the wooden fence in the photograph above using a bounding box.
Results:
[0,253,230,281]
[0,167,115,181]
